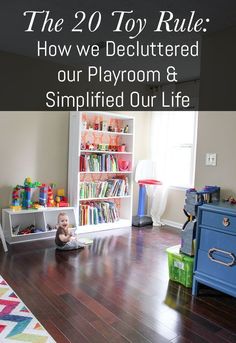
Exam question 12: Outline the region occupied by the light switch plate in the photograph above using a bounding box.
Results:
[205,153,217,166]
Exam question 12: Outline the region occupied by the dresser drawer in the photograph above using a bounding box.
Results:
[196,249,236,286]
[193,203,236,297]
[199,228,236,255]
[201,210,236,234]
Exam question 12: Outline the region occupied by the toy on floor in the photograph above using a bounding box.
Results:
[76,237,93,245]
[132,160,162,227]
[180,186,220,256]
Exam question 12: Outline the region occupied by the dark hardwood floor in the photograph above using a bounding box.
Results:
[0,226,236,343]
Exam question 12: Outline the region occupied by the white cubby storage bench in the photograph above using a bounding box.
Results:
[2,207,76,244]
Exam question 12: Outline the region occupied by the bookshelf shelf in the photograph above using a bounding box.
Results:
[75,219,131,234]
[80,150,132,154]
[68,111,134,232]
[12,229,57,238]
[81,129,133,136]
[80,171,132,174]
[80,195,131,201]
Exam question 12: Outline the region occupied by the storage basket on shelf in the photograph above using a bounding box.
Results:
[166,245,194,288]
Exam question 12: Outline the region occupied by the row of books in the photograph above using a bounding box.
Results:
[79,201,119,226]
[80,154,118,172]
[80,177,129,199]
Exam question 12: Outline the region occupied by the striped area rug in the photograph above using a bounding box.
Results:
[0,276,55,342]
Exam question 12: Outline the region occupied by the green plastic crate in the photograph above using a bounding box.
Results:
[166,245,194,288]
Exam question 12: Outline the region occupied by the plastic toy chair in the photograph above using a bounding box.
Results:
[132,160,162,227]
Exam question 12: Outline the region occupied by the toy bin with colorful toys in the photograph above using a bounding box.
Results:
[2,177,75,244]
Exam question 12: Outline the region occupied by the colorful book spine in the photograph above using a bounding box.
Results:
[79,154,120,172]
[79,201,119,226]
[80,177,129,199]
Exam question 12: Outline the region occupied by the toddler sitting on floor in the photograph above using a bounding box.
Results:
[55,212,85,250]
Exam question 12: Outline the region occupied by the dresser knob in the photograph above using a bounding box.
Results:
[223,217,230,227]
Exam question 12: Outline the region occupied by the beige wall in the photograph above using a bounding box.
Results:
[0,112,69,209]
[195,112,236,199]
[162,189,186,227]
[0,111,150,215]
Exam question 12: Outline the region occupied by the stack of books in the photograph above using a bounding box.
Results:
[80,177,129,199]
[80,154,118,172]
[79,201,119,226]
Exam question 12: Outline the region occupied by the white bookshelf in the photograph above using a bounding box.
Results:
[68,111,134,234]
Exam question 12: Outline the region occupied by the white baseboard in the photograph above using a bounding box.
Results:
[162,219,182,230]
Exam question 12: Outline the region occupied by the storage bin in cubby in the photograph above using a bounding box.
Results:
[11,211,46,235]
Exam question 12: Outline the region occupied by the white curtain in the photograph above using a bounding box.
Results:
[146,183,168,226]
[150,112,173,184]
[147,112,172,226]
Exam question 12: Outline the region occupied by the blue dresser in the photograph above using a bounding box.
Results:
[192,202,236,297]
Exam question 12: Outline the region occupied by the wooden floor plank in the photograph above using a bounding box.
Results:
[60,293,131,343]
[43,320,72,343]
[61,292,154,343]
